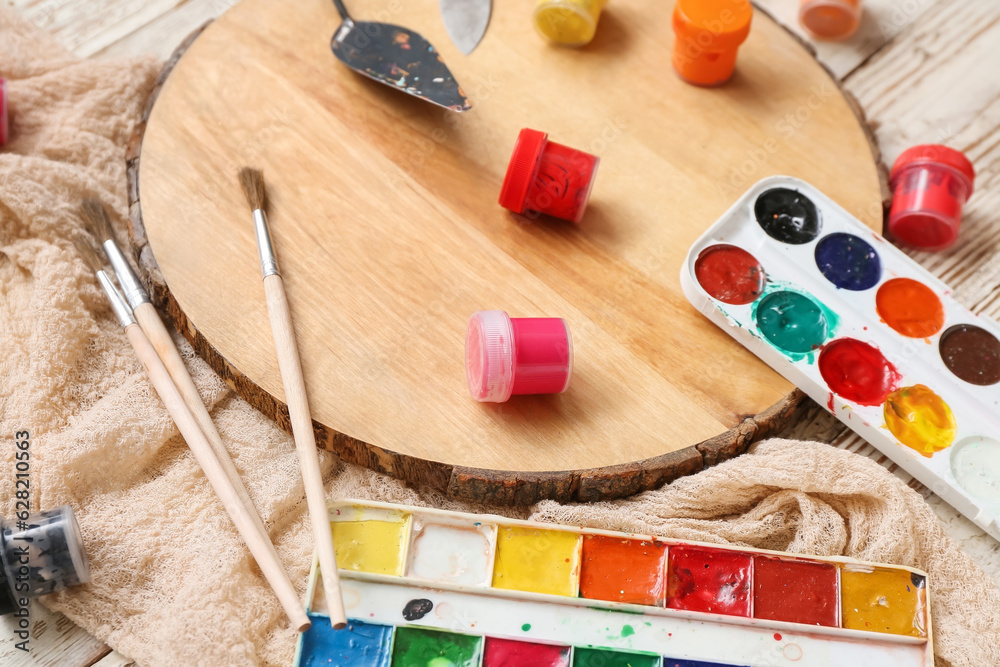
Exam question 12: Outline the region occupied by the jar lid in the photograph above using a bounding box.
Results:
[533,0,601,46]
[890,144,975,195]
[799,0,862,40]
[673,0,753,51]
[465,310,515,403]
[499,129,547,215]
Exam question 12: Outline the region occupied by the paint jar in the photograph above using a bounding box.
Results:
[533,0,607,46]
[799,0,862,40]
[671,0,753,86]
[888,144,975,251]
[0,78,8,147]
[499,128,600,224]
[465,310,573,403]
[0,506,90,616]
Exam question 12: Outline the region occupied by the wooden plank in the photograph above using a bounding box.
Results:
[94,1,233,60]
[846,0,1000,164]
[9,0,187,57]
[90,650,137,667]
[0,603,110,667]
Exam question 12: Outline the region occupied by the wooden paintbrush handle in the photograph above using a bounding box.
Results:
[263,273,347,629]
[133,304,272,537]
[124,323,311,632]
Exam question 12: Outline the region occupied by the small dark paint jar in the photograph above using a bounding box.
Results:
[0,506,90,616]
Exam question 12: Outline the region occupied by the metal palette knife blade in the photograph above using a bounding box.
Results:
[440,0,491,55]
[330,0,472,112]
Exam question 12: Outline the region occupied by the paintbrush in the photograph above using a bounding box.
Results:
[72,235,311,633]
[238,167,347,629]
[80,199,281,547]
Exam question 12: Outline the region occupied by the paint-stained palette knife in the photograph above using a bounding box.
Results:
[682,175,1000,543]
[295,500,932,667]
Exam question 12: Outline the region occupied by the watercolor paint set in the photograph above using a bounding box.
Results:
[681,175,1000,542]
[294,500,932,666]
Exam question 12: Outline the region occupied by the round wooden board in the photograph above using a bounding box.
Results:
[129,0,884,504]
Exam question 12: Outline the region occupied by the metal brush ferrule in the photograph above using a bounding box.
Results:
[102,239,151,309]
[97,271,136,328]
[253,208,280,278]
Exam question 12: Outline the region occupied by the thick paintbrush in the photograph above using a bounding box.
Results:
[72,235,311,632]
[238,168,347,629]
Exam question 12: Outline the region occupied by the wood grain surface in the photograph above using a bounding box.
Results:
[130,0,884,502]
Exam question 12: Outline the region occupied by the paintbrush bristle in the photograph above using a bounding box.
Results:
[80,198,115,244]
[72,235,105,274]
[239,167,266,212]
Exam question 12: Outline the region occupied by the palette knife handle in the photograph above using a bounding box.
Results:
[331,0,351,21]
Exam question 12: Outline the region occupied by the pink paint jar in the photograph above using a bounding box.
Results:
[799,0,861,40]
[0,78,8,147]
[888,144,975,251]
[465,310,573,403]
[499,128,599,224]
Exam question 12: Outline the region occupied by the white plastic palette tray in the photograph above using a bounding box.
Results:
[294,500,933,667]
[681,175,1000,542]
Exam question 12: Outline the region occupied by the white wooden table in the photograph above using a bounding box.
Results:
[3,0,999,664]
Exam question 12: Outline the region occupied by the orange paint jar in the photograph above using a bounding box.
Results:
[671,0,753,87]
[799,0,861,40]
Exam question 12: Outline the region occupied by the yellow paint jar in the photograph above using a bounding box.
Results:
[533,0,608,47]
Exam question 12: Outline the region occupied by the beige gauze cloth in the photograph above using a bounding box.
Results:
[2,9,999,667]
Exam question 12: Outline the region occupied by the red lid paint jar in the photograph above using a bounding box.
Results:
[888,145,975,251]
[799,0,861,40]
[671,0,753,86]
[0,78,8,146]
[499,128,600,224]
[465,310,573,403]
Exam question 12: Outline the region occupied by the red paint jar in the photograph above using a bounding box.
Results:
[888,144,975,251]
[465,310,573,403]
[499,128,600,224]
[0,78,8,147]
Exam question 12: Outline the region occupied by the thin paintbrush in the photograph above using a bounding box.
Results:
[72,235,311,633]
[238,167,347,629]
